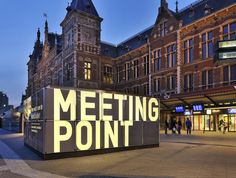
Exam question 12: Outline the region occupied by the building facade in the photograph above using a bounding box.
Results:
[26,0,236,132]
[0,91,9,110]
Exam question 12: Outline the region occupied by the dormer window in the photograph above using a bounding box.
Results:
[189,5,194,17]
[204,4,211,15]
[160,21,167,37]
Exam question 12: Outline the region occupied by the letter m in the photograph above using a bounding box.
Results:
[54,89,76,121]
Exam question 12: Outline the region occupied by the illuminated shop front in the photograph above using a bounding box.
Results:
[161,88,236,132]
[173,105,236,132]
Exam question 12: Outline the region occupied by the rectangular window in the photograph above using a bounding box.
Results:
[133,86,139,95]
[143,84,149,96]
[208,32,213,58]
[133,60,139,78]
[172,44,176,66]
[230,22,236,40]
[189,74,194,91]
[144,55,149,75]
[167,76,171,90]
[208,69,213,88]
[223,22,236,40]
[223,66,229,84]
[167,75,177,91]
[154,49,161,71]
[223,25,229,40]
[202,70,207,89]
[167,44,176,67]
[231,64,236,82]
[202,32,213,59]
[125,63,131,81]
[84,61,91,80]
[184,74,194,92]
[202,70,214,89]
[189,39,194,63]
[172,75,177,90]
[184,39,194,64]
[154,78,161,93]
[117,66,122,83]
[202,34,207,59]
[184,75,188,92]
[167,46,171,68]
[157,49,161,70]
[184,41,188,64]
[160,21,167,37]
[103,66,113,84]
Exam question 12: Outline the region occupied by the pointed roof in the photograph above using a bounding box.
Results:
[68,0,100,18]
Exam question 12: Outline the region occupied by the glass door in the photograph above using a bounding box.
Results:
[229,115,236,132]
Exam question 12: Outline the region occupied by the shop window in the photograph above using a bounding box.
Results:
[84,61,91,80]
[103,66,113,84]
[223,22,236,40]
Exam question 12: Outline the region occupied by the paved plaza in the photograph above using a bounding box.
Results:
[0,129,236,178]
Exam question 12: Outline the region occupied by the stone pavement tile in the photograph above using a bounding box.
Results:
[0,155,6,166]
[0,170,28,178]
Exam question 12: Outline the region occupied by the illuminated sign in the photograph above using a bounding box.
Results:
[219,41,236,48]
[184,111,192,116]
[175,106,185,113]
[219,52,236,59]
[228,109,236,114]
[206,110,212,115]
[24,87,160,158]
[193,104,204,112]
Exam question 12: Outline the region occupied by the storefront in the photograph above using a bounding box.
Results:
[173,106,236,132]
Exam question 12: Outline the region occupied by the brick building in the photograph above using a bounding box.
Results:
[0,91,9,110]
[26,0,236,132]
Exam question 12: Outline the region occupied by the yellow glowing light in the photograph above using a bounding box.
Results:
[52,89,159,153]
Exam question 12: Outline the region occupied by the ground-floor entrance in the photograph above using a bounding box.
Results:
[163,108,236,132]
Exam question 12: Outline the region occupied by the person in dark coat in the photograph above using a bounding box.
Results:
[185,118,192,135]
[172,118,177,134]
[177,118,182,135]
[165,119,169,135]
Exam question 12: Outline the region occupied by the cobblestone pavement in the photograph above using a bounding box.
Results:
[1,129,236,178]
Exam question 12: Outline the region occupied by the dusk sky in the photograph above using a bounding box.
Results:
[0,0,196,106]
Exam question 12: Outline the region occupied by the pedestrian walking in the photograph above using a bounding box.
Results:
[185,118,192,135]
[165,119,169,135]
[172,118,177,134]
[177,118,182,135]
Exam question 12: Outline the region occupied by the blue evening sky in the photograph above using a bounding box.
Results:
[0,0,196,106]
